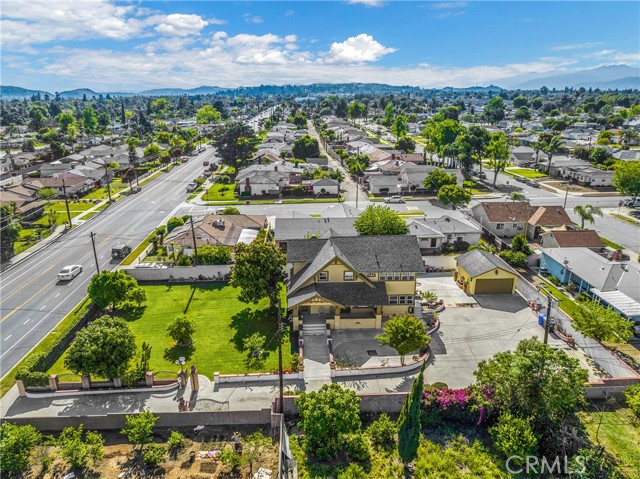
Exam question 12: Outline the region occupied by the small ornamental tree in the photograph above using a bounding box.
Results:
[166,315,196,346]
[398,361,425,463]
[197,245,231,265]
[376,314,430,365]
[65,316,137,380]
[625,383,640,420]
[57,425,104,470]
[166,216,185,234]
[292,134,320,159]
[489,412,539,464]
[87,270,147,310]
[221,206,241,215]
[354,205,409,236]
[295,384,361,460]
[242,432,271,476]
[121,410,158,452]
[366,413,397,449]
[571,299,633,342]
[0,422,42,474]
[437,184,471,209]
[613,160,640,199]
[423,168,457,193]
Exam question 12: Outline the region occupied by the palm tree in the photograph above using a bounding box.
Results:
[573,204,603,228]
[532,137,546,170]
[543,135,566,174]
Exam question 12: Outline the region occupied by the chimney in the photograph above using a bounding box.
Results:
[274,165,278,172]
[391,153,396,160]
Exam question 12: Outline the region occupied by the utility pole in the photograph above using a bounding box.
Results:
[563,184,569,209]
[61,178,72,229]
[89,232,100,273]
[538,285,555,345]
[189,216,199,265]
[277,301,284,415]
[102,161,112,202]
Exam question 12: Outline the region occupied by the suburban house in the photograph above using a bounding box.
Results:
[368,175,403,195]
[407,215,482,253]
[309,178,339,195]
[540,229,604,251]
[274,217,358,250]
[163,214,267,255]
[540,248,640,321]
[565,166,614,187]
[510,146,547,167]
[236,162,305,196]
[455,249,519,295]
[0,186,46,219]
[471,201,573,240]
[22,176,91,197]
[612,150,640,162]
[286,235,424,331]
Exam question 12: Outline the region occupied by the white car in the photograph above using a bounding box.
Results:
[384,195,405,204]
[58,265,83,281]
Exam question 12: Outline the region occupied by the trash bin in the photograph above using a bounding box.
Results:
[538,313,546,327]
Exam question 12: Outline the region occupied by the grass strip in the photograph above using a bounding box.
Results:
[610,213,640,226]
[599,236,625,251]
[121,231,155,266]
[0,297,91,397]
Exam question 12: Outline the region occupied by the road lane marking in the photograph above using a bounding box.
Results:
[4,335,12,341]
[0,279,59,322]
[40,305,47,310]
[23,319,31,324]
[55,293,61,298]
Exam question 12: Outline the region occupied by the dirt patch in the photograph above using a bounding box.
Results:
[25,426,278,479]
[544,181,593,193]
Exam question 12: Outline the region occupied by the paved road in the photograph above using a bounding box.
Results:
[0,148,216,377]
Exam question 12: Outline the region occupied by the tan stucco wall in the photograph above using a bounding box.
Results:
[385,280,417,295]
[456,264,517,294]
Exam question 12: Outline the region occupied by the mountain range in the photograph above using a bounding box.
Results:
[1,65,638,99]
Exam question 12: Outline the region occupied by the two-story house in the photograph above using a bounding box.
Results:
[471,201,534,238]
[286,235,424,331]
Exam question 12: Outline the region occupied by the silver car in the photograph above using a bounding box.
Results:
[58,265,83,281]
[384,195,405,204]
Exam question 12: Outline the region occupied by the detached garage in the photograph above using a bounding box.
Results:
[455,249,518,295]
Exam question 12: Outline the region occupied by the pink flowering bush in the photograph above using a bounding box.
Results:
[421,384,494,426]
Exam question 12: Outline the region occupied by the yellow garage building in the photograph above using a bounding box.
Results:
[455,249,519,295]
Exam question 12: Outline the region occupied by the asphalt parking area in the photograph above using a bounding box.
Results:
[425,294,564,388]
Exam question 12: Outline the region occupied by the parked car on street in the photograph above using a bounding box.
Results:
[180,156,189,163]
[623,198,640,208]
[203,161,210,166]
[384,195,405,203]
[111,243,132,259]
[57,265,82,281]
[186,182,198,192]
[130,186,141,194]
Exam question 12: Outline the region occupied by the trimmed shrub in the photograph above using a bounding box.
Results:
[344,433,370,462]
[366,413,397,449]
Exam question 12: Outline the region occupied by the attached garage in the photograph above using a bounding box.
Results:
[455,249,519,296]
[473,277,515,295]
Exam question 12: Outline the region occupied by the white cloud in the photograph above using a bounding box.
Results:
[550,42,602,51]
[243,14,264,24]
[209,32,304,65]
[431,2,467,9]
[207,17,227,25]
[593,49,640,63]
[285,10,295,16]
[435,11,465,20]
[347,0,385,7]
[0,0,160,49]
[323,34,396,64]
[154,14,208,37]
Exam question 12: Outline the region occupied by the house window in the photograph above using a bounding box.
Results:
[317,271,328,282]
[512,223,518,228]
[393,272,401,281]
[389,296,398,304]
[457,237,463,242]
[430,238,437,247]
[496,223,504,230]
[379,273,387,281]
[390,295,414,305]
[446,234,453,241]
[409,272,415,280]
[344,271,354,281]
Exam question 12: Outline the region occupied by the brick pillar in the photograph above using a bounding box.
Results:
[113,377,122,388]
[81,375,90,390]
[16,379,26,397]
[190,365,199,391]
[145,371,154,387]
[49,374,59,391]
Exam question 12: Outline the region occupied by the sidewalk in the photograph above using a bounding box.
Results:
[187,165,228,205]
[0,224,67,272]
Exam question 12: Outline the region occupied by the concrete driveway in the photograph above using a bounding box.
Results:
[426,294,564,388]
[417,274,477,307]
[332,329,406,367]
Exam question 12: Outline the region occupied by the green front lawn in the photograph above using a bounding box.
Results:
[600,236,625,251]
[541,283,578,317]
[505,167,547,178]
[83,179,129,200]
[202,182,236,201]
[49,284,293,378]
[580,407,640,478]
[48,201,95,211]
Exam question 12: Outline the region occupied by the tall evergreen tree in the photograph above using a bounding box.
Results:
[397,361,425,462]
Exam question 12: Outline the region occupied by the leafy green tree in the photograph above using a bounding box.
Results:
[0,204,22,262]
[354,205,409,236]
[197,245,231,265]
[230,229,287,309]
[166,315,196,346]
[195,105,222,124]
[82,107,98,135]
[514,106,531,128]
[87,270,147,310]
[499,250,528,268]
[511,234,532,255]
[38,187,57,201]
[573,204,603,228]
[291,111,308,129]
[167,431,185,452]
[65,316,137,379]
[56,111,76,134]
[242,432,271,476]
[510,192,526,201]
[142,443,166,465]
[613,160,640,199]
[143,143,162,157]
[487,131,510,186]
[366,413,397,449]
[423,168,457,193]
[489,412,538,464]
[347,100,366,121]
[394,135,415,153]
[437,184,471,209]
[625,383,640,420]
[220,446,243,471]
[397,361,425,462]
[392,115,408,138]
[571,299,633,342]
[513,95,529,109]
[475,338,588,447]
[382,102,395,126]
[295,384,361,460]
[221,206,241,215]
[483,96,506,124]
[57,425,104,470]
[376,314,430,365]
[338,464,368,479]
[121,410,158,452]
[166,216,185,234]
[22,138,36,152]
[0,422,41,474]
[292,134,320,159]
[212,122,259,167]
[589,146,609,165]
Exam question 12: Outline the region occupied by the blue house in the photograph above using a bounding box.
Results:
[540,248,640,322]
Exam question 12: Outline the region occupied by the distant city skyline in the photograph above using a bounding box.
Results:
[1,0,639,92]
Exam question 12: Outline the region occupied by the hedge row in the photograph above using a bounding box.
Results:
[15,303,99,387]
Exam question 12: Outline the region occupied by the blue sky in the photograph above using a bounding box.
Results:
[1,1,638,92]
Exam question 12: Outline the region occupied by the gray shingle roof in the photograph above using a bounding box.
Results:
[456,249,517,277]
[274,217,357,241]
[288,282,389,308]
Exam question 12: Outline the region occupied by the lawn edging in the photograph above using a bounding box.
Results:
[121,231,155,266]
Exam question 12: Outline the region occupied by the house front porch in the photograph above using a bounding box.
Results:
[292,303,382,331]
